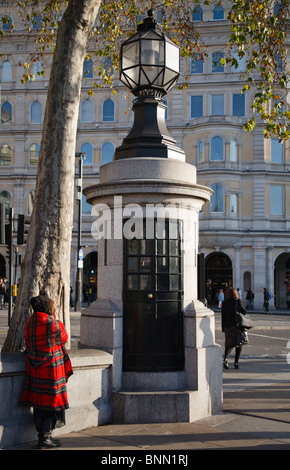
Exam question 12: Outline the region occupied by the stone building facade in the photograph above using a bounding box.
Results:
[0,0,289,309]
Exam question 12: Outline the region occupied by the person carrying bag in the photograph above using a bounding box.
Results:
[221,288,252,370]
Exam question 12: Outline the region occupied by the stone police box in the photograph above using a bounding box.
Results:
[80,11,222,423]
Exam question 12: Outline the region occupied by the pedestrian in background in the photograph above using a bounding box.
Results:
[19,294,73,448]
[222,287,247,370]
[263,288,270,312]
[246,288,254,310]
[3,277,8,308]
[218,289,224,309]
[0,278,6,310]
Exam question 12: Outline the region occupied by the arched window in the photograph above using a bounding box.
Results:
[210,183,224,213]
[29,143,40,166]
[273,2,281,14]
[0,144,12,166]
[1,61,12,81]
[27,190,35,215]
[101,142,114,165]
[198,140,204,162]
[32,15,43,30]
[191,54,203,74]
[2,16,13,31]
[1,102,12,124]
[81,142,93,165]
[0,190,11,216]
[212,52,224,73]
[81,100,93,122]
[243,271,251,291]
[232,51,246,72]
[30,101,42,124]
[31,60,43,80]
[104,57,113,73]
[193,6,203,21]
[83,58,93,78]
[157,9,167,23]
[213,4,224,20]
[210,136,224,160]
[103,99,114,122]
[230,139,238,162]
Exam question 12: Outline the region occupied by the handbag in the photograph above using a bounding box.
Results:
[235,311,254,329]
[237,328,249,345]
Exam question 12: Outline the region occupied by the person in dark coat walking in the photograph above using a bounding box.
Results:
[263,288,270,312]
[246,288,254,310]
[221,287,247,369]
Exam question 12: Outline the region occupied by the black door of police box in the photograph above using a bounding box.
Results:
[123,218,184,372]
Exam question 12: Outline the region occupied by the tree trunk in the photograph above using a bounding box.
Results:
[2,0,101,352]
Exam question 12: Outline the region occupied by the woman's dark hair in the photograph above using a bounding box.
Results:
[30,295,52,314]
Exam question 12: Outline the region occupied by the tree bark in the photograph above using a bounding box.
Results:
[2,0,101,352]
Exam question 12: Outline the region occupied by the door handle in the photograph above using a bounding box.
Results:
[147,293,153,299]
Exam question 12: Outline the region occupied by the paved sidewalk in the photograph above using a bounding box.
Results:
[7,358,290,451]
[3,309,290,451]
[3,312,290,450]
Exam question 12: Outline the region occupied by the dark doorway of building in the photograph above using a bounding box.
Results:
[0,254,6,278]
[205,252,233,307]
[83,252,98,305]
[123,218,184,372]
[274,253,290,310]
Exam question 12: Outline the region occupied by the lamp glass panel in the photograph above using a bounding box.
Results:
[141,66,163,86]
[122,65,140,87]
[140,39,164,66]
[142,30,162,40]
[163,68,178,88]
[165,42,179,72]
[122,41,139,70]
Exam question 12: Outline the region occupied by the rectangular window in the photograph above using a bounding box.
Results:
[212,52,224,73]
[233,94,245,116]
[271,138,283,163]
[230,194,238,214]
[191,95,203,118]
[212,94,224,115]
[270,185,284,215]
[191,54,203,74]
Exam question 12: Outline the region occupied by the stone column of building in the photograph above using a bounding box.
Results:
[267,246,275,309]
[253,244,267,308]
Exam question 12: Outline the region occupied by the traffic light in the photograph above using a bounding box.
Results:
[17,214,30,245]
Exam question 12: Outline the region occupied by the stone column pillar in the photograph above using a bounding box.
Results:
[235,245,241,290]
[253,245,267,309]
[267,246,275,309]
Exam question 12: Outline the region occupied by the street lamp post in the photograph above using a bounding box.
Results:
[75,152,85,312]
[115,9,184,161]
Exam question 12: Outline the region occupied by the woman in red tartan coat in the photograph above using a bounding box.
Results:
[19,295,73,448]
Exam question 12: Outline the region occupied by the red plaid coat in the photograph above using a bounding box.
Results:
[19,312,73,411]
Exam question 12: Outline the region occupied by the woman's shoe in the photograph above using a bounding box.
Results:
[38,436,61,448]
[234,362,239,369]
[50,437,61,446]
[223,359,229,370]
